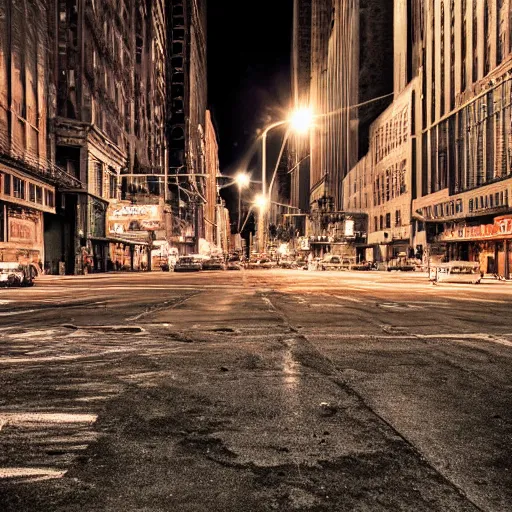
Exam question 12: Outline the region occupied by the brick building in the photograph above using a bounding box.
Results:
[0,0,80,272]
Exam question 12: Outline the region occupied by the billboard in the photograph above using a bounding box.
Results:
[108,204,162,235]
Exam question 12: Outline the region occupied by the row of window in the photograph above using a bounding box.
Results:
[0,172,55,208]
[468,190,509,212]
[373,210,402,232]
[373,160,407,206]
[372,106,409,165]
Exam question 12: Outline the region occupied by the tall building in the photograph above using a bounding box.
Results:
[289,0,312,227]
[204,109,219,248]
[342,0,512,277]
[47,0,168,273]
[343,0,423,263]
[0,0,79,272]
[413,0,512,276]
[166,0,208,255]
[294,0,394,257]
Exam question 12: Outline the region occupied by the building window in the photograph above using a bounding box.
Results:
[109,172,117,199]
[4,174,10,195]
[385,213,391,229]
[440,1,445,116]
[374,216,378,232]
[483,1,490,76]
[95,162,103,197]
[36,186,43,204]
[473,1,478,82]
[449,0,455,109]
[45,190,55,207]
[379,215,384,230]
[395,210,402,226]
[461,0,467,90]
[29,183,36,202]
[13,177,25,199]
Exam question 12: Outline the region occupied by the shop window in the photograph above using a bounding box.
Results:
[13,177,25,199]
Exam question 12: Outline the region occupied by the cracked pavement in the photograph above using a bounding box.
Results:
[0,270,511,511]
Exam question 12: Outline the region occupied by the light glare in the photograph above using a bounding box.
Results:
[254,194,268,210]
[235,172,250,188]
[290,108,313,134]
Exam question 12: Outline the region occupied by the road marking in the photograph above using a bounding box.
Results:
[0,467,67,480]
[0,309,36,316]
[332,295,363,303]
[0,412,97,425]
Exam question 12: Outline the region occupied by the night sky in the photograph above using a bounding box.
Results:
[207,0,294,181]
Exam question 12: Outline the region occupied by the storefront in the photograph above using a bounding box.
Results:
[0,164,56,268]
[435,215,512,278]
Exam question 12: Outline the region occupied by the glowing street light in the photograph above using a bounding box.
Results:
[289,107,313,134]
[254,194,268,210]
[235,172,250,188]
[258,107,313,252]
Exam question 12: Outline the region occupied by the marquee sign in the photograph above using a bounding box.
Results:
[440,215,512,241]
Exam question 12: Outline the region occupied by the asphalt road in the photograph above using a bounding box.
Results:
[0,269,511,511]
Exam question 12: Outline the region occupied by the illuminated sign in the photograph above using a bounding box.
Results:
[344,219,355,237]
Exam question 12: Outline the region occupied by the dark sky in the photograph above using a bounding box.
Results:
[207,0,294,177]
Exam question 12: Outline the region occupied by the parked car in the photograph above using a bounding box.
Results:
[320,255,347,271]
[174,256,203,272]
[226,257,242,270]
[351,261,372,271]
[387,257,418,271]
[0,262,37,286]
[429,261,481,284]
[202,257,226,271]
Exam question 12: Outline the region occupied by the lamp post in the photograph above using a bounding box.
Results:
[235,172,250,233]
[258,108,313,254]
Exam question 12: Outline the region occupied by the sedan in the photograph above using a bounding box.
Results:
[174,257,203,272]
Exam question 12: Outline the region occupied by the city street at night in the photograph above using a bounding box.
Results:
[0,269,511,511]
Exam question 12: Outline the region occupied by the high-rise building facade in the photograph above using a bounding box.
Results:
[48,0,168,273]
[413,0,512,276]
[295,0,394,257]
[0,0,80,273]
[166,0,208,255]
[342,0,512,277]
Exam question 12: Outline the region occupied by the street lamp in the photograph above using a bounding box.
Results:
[235,172,250,232]
[258,107,313,253]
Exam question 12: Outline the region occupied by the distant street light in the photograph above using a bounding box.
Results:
[235,172,250,232]
[258,107,313,253]
[254,193,268,211]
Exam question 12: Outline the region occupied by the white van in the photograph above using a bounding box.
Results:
[429,261,481,284]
